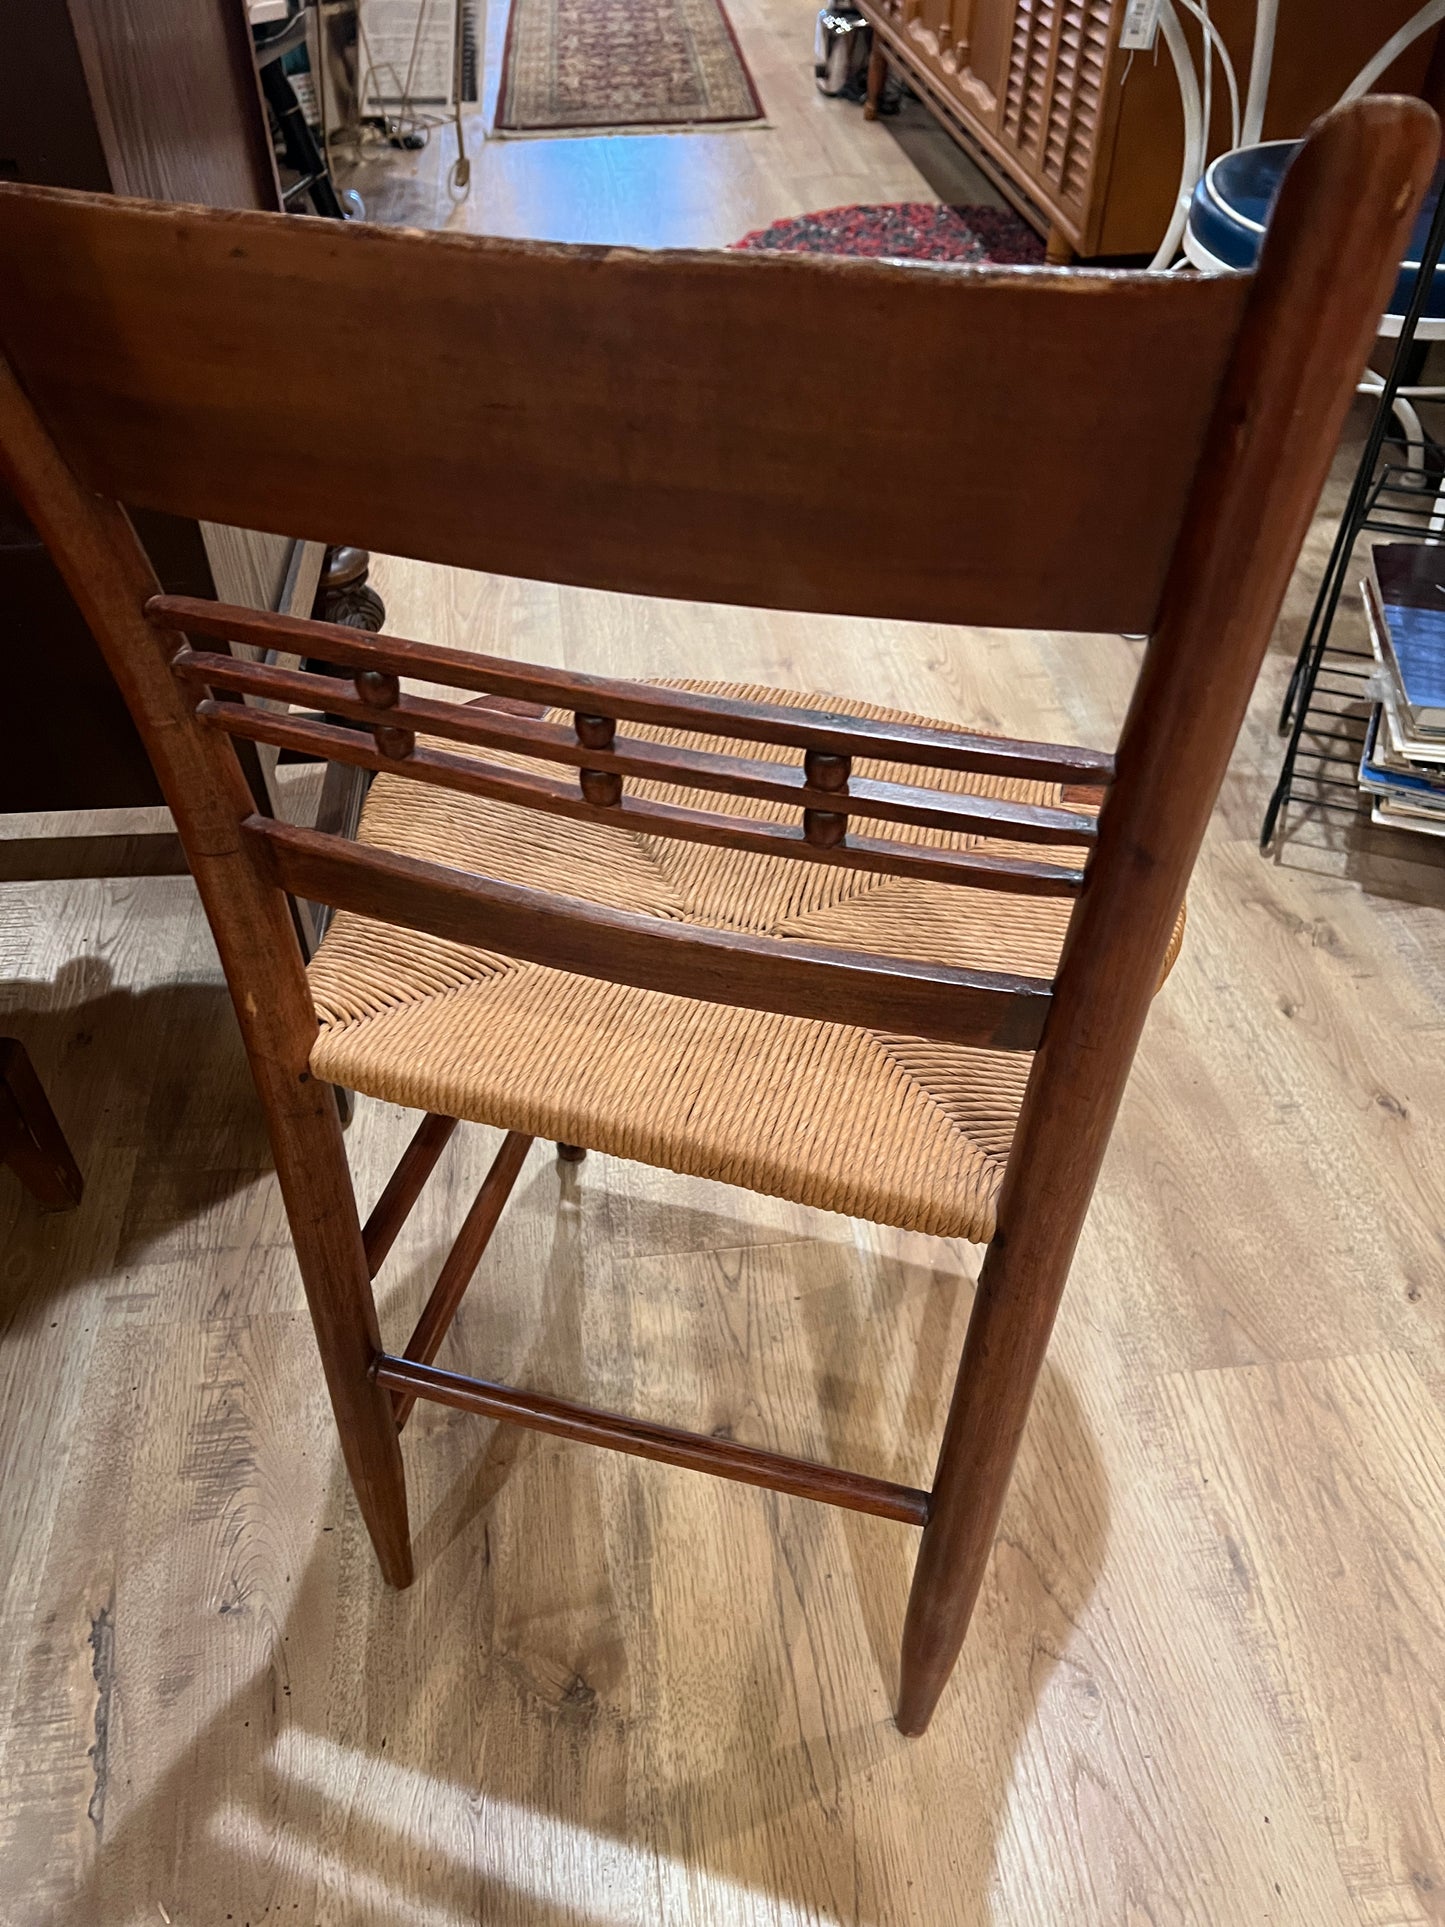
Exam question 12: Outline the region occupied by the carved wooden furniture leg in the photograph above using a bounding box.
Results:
[894,100,1424,1729]
[864,38,888,119]
[286,1087,414,1586]
[898,1200,1075,1731]
[0,1037,83,1209]
[320,544,386,633]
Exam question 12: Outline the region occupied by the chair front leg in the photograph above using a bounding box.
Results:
[897,1228,1070,1735]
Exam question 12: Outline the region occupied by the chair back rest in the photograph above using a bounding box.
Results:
[0,183,1248,634]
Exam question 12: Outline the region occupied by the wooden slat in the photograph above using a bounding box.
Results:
[372,1355,932,1526]
[154,595,1115,788]
[207,703,1086,898]
[244,815,1056,1051]
[173,646,1100,845]
[0,185,1250,634]
[361,1111,460,1277]
[393,1130,534,1428]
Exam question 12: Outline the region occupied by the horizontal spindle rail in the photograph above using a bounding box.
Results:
[173,647,1100,848]
[211,704,1086,897]
[148,593,1116,787]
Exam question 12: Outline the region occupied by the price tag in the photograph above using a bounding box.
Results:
[1119,0,1161,50]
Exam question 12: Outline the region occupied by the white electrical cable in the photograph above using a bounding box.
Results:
[1239,0,1276,145]
[1142,0,1436,278]
[1149,0,1205,271]
[1174,0,1239,147]
[1339,0,1445,104]
[449,0,472,191]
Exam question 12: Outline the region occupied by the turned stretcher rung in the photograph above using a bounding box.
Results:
[362,1111,460,1276]
[391,1130,535,1428]
[372,1354,932,1525]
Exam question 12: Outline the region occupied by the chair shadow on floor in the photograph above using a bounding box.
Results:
[0,959,277,1333]
[19,1136,1110,1927]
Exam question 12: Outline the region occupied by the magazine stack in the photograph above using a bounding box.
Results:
[1360,541,1445,838]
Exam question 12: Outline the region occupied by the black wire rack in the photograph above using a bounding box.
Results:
[1261,180,1445,851]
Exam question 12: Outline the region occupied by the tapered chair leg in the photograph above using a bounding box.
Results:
[864,39,888,120]
[897,1237,1065,1735]
[0,1037,84,1209]
[300,1253,414,1591]
[275,1090,414,1590]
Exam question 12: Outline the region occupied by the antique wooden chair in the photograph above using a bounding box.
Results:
[0,98,1431,1735]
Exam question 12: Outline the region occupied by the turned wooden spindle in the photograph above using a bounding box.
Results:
[575,712,622,807]
[355,666,414,760]
[802,748,850,849]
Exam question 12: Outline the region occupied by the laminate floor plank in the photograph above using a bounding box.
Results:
[1157,1351,1445,1927]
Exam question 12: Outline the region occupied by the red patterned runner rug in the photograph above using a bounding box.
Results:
[731,203,1045,265]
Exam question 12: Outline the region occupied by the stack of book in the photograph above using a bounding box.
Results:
[1360,542,1445,839]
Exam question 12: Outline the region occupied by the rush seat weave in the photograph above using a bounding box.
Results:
[307,682,1178,1241]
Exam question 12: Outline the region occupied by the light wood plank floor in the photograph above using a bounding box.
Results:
[334,0,1002,242]
[4,7,1445,1922]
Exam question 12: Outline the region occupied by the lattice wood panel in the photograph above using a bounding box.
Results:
[1050,0,1110,204]
[1002,0,1056,157]
[1003,0,1112,213]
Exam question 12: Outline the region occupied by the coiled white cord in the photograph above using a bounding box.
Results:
[1149,0,1205,271]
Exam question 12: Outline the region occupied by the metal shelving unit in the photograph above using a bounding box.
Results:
[1261,184,1445,851]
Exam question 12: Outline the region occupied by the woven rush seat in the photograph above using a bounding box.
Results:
[308,681,1177,1242]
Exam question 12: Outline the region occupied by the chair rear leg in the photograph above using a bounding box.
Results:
[897,1235,1066,1735]
[295,1239,414,1591]
[276,1086,414,1589]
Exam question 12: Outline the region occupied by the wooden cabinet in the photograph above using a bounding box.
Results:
[859,0,1441,259]
[0,0,294,820]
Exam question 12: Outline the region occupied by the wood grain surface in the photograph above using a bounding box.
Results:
[247,815,1057,1049]
[0,186,1249,636]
